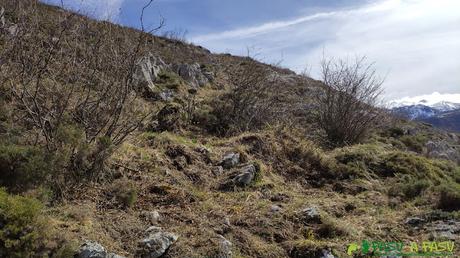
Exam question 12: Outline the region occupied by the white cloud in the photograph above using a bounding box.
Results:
[191,0,460,100]
[43,0,124,21]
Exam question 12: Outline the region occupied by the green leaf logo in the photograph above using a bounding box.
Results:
[361,240,370,254]
[347,243,359,256]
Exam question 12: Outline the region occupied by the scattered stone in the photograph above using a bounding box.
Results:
[219,163,259,190]
[138,227,178,258]
[300,207,321,224]
[76,241,126,258]
[425,140,460,163]
[173,63,210,88]
[133,54,168,98]
[405,217,425,226]
[142,210,161,224]
[224,217,231,227]
[233,164,256,186]
[320,249,336,258]
[270,205,282,213]
[220,152,240,169]
[215,235,233,258]
[427,220,460,241]
[76,241,107,258]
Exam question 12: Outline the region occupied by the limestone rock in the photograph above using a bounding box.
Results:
[233,164,256,186]
[142,210,161,224]
[300,207,321,224]
[219,153,240,169]
[76,241,107,258]
[215,235,233,258]
[138,227,178,258]
[425,140,459,163]
[173,63,210,88]
[133,54,168,99]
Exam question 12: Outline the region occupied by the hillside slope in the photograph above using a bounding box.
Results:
[0,1,459,258]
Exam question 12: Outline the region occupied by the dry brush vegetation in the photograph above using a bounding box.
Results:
[0,1,459,258]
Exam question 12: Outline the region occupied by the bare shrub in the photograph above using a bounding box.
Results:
[208,58,284,135]
[315,56,384,146]
[0,1,163,183]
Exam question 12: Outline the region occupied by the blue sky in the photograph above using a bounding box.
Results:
[42,0,460,102]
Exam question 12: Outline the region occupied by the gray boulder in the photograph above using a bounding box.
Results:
[219,164,258,190]
[138,227,178,258]
[270,205,282,213]
[427,220,460,241]
[77,241,107,258]
[320,249,336,258]
[215,235,233,258]
[233,164,256,186]
[405,217,425,226]
[173,63,210,88]
[220,153,240,169]
[142,210,161,225]
[76,241,126,258]
[133,54,168,98]
[300,207,321,223]
[425,140,459,163]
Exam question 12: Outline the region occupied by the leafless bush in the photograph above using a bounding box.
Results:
[315,56,384,146]
[161,27,188,43]
[209,58,284,135]
[0,1,163,182]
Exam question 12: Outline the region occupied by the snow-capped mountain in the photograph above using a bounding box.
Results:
[390,99,460,132]
[391,104,437,120]
[431,101,460,112]
[390,101,460,120]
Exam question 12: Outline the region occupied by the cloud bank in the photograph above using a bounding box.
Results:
[191,0,460,100]
[390,92,460,107]
[43,0,124,21]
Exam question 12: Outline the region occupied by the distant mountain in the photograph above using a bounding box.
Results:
[392,104,438,120]
[421,109,460,132]
[390,101,460,132]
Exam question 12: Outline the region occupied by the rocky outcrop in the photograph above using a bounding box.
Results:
[426,220,460,241]
[219,153,240,169]
[173,63,213,88]
[133,54,171,100]
[425,140,460,163]
[138,226,178,258]
[233,164,257,186]
[77,241,106,258]
[219,163,259,190]
[215,235,233,258]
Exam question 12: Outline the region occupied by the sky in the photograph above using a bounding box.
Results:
[42,0,460,103]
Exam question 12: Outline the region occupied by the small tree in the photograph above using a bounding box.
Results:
[209,58,283,135]
[315,56,384,146]
[0,0,163,184]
